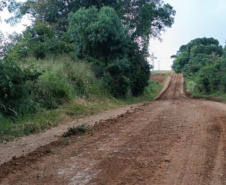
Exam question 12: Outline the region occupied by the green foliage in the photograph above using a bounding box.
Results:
[195,62,221,94]
[68,6,129,61]
[27,21,74,58]
[130,2,175,43]
[173,37,226,97]
[64,60,104,97]
[172,51,189,73]
[172,37,222,73]
[0,57,105,120]
[33,69,72,109]
[0,60,41,118]
[103,59,130,97]
[2,0,175,99]
[130,53,151,96]
[67,6,151,97]
[8,0,175,39]
[4,21,74,61]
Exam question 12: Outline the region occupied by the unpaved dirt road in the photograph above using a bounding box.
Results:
[1,73,226,185]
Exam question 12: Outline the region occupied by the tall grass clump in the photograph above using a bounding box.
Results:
[30,61,73,109]
[64,60,106,98]
[20,56,107,112]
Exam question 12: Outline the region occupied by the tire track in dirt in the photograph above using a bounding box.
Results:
[156,73,186,100]
[155,99,226,185]
[155,99,208,185]
[154,73,172,100]
[87,105,178,185]
[204,122,222,184]
[209,117,226,185]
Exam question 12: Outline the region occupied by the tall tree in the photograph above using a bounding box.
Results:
[67,6,130,61]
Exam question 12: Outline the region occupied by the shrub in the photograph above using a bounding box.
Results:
[64,61,100,96]
[130,55,151,96]
[103,72,130,97]
[27,61,73,109]
[0,60,41,117]
[103,59,131,97]
[195,62,221,94]
[32,43,47,59]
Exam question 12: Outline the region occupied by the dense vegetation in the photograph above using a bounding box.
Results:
[172,37,226,98]
[0,0,175,140]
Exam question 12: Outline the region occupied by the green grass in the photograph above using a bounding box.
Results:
[151,70,173,74]
[0,96,121,142]
[121,81,164,104]
[0,96,122,143]
[189,91,226,101]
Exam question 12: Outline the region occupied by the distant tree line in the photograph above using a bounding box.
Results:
[172,37,226,95]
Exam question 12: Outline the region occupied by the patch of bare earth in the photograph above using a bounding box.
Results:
[1,73,226,185]
[150,73,166,83]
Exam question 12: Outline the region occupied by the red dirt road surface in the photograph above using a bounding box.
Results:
[1,73,226,185]
[150,73,166,83]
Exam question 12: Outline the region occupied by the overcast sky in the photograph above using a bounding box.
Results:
[150,0,226,70]
[0,0,28,35]
[1,0,226,70]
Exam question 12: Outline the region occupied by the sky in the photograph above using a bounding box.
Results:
[0,0,29,36]
[1,0,226,70]
[149,0,226,70]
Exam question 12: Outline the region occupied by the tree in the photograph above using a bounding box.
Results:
[172,37,223,73]
[67,6,130,61]
[172,37,225,96]
[6,0,175,46]
[0,0,8,22]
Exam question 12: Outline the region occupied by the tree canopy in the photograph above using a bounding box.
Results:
[172,37,223,74]
[5,0,175,47]
[67,6,130,61]
[172,37,226,95]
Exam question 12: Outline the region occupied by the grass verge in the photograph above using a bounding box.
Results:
[186,79,226,101]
